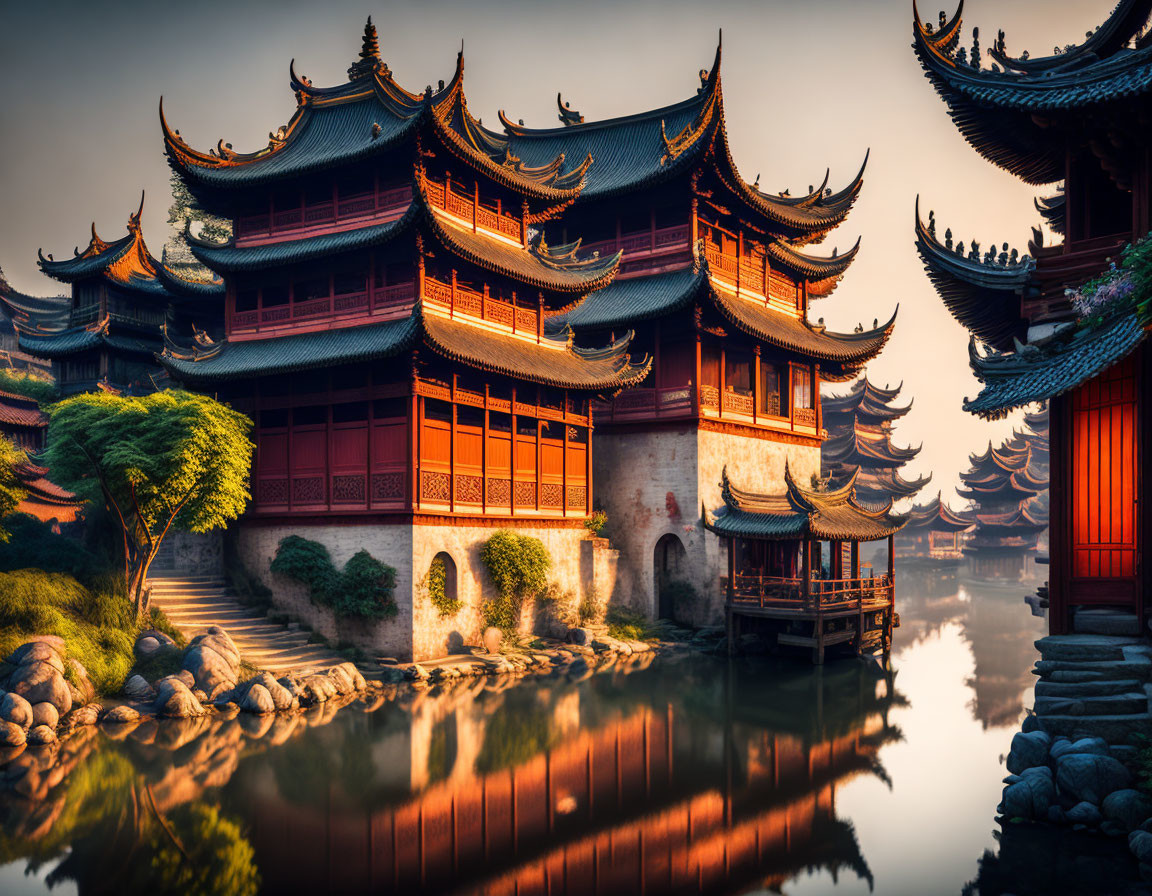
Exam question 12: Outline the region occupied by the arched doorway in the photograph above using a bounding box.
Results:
[429,551,459,612]
[654,534,687,620]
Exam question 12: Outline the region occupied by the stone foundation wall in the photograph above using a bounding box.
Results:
[593,425,820,626]
[234,520,600,662]
[233,523,413,660]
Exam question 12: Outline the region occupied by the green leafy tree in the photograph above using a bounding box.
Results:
[0,435,27,541]
[44,390,253,616]
[479,530,551,635]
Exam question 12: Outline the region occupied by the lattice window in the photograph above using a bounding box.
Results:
[567,485,587,509]
[258,478,289,504]
[487,478,511,505]
[541,483,563,507]
[292,477,325,504]
[513,480,535,507]
[455,474,483,504]
[421,471,451,503]
[371,472,405,502]
[332,475,366,504]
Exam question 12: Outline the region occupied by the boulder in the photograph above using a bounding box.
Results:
[1056,753,1132,804]
[336,662,366,691]
[30,703,58,730]
[1020,712,1042,734]
[0,692,33,728]
[102,705,141,724]
[1102,789,1152,833]
[1130,831,1152,865]
[249,673,294,712]
[484,627,504,654]
[278,676,304,699]
[10,664,72,715]
[1051,736,1110,762]
[174,669,196,689]
[66,659,94,705]
[1047,805,1067,825]
[1001,772,1056,820]
[0,720,25,747]
[26,725,56,747]
[1066,801,1103,826]
[188,628,241,671]
[241,684,276,714]
[159,688,203,719]
[7,639,65,669]
[1006,730,1051,774]
[327,666,355,696]
[137,628,177,649]
[123,675,156,703]
[182,643,237,694]
[301,674,337,704]
[134,636,161,658]
[63,704,101,728]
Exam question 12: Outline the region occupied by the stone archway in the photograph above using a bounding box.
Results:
[654,533,688,620]
[430,551,458,607]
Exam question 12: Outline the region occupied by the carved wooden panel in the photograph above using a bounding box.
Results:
[455,474,483,504]
[332,474,366,504]
[421,471,451,503]
[258,478,289,505]
[540,483,563,507]
[567,485,587,509]
[513,480,536,507]
[291,476,325,504]
[371,472,405,502]
[487,478,511,505]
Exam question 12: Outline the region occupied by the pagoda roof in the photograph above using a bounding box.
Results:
[552,261,894,379]
[13,460,82,525]
[499,39,865,245]
[16,317,162,361]
[966,440,1030,474]
[956,469,1042,503]
[914,200,1030,351]
[37,198,224,301]
[970,504,1049,534]
[703,465,907,542]
[1036,191,1066,237]
[912,0,1152,183]
[188,189,620,294]
[162,24,584,202]
[161,305,650,395]
[851,467,933,502]
[0,391,47,430]
[822,423,922,469]
[0,267,70,333]
[904,492,974,533]
[822,376,913,422]
[964,298,1151,419]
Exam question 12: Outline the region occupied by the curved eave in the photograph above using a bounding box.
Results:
[710,286,895,379]
[154,263,225,299]
[767,237,860,284]
[422,313,651,396]
[554,266,703,334]
[37,234,135,283]
[964,304,1151,419]
[1035,192,1066,237]
[187,204,419,273]
[915,204,1030,351]
[912,4,1152,184]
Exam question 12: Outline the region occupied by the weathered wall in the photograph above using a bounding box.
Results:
[154,531,223,575]
[234,523,414,659]
[593,425,820,626]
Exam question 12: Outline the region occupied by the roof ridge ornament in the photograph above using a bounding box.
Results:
[557,93,583,126]
[348,16,384,80]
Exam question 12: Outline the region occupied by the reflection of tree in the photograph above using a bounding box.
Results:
[426,714,457,785]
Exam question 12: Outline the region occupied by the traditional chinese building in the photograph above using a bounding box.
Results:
[11,459,81,530]
[957,438,1047,582]
[0,390,48,452]
[159,22,651,659]
[5,198,224,396]
[0,268,62,377]
[821,377,929,507]
[914,1,1151,630]
[705,467,905,662]
[895,491,973,567]
[514,42,895,624]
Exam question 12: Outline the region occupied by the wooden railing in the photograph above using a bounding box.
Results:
[1027,233,1127,321]
[230,281,414,332]
[235,186,413,241]
[422,177,523,241]
[423,277,539,333]
[731,573,894,611]
[703,246,769,294]
[591,386,693,422]
[582,225,690,261]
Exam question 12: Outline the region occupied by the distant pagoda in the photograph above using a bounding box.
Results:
[896,491,973,567]
[958,418,1049,580]
[4,197,224,395]
[821,377,930,506]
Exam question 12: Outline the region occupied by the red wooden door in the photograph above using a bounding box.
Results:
[1070,355,1139,605]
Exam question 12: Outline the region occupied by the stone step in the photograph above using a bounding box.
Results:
[1035,635,1145,663]
[1035,711,1152,746]
[1035,678,1144,698]
[1034,655,1152,683]
[1073,609,1142,636]
[1034,691,1149,717]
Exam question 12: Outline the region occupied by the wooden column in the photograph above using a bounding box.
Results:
[719,346,726,419]
[752,346,761,425]
[585,417,593,516]
[815,364,822,432]
[509,386,517,518]
[482,383,489,514]
[562,404,568,517]
[535,389,542,513]
[653,319,662,406]
[850,541,859,579]
[693,335,702,416]
[726,537,736,657]
[801,539,811,609]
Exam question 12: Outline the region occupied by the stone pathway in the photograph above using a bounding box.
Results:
[1032,634,1152,745]
[147,576,346,677]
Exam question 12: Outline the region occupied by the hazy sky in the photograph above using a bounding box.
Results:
[0,0,1115,503]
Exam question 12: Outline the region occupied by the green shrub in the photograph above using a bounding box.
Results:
[606,604,659,642]
[0,515,109,582]
[427,554,463,616]
[337,550,398,619]
[583,510,608,537]
[0,369,57,405]
[0,569,136,694]
[271,536,398,619]
[270,535,338,602]
[479,530,551,636]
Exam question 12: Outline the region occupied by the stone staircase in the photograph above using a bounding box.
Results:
[1031,634,1152,745]
[147,576,346,677]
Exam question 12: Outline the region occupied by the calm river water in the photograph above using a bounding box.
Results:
[1,574,1145,895]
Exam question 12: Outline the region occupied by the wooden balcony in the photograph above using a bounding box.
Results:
[582,225,691,276]
[423,277,539,334]
[234,186,413,244]
[230,282,414,334]
[1027,233,1128,322]
[422,177,523,242]
[729,574,894,614]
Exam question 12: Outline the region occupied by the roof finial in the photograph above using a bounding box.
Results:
[348,16,383,80]
[128,191,145,231]
[557,92,584,126]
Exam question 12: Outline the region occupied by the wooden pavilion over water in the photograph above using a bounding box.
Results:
[705,467,906,663]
